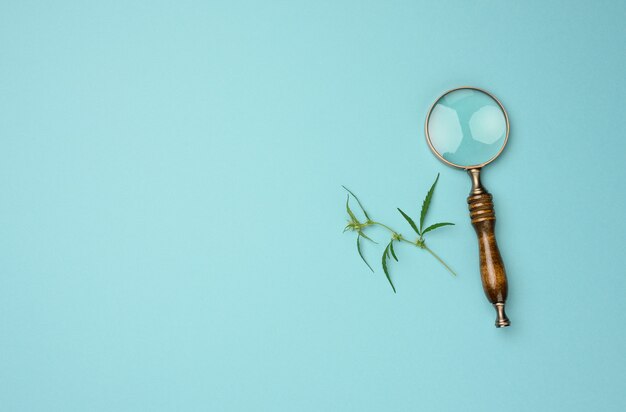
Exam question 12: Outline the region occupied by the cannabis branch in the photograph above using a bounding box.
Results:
[343,174,456,293]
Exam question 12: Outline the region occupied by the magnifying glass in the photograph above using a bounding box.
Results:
[425,86,511,328]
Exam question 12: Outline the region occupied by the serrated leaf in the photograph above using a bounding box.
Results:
[397,208,420,235]
[346,195,358,223]
[342,185,370,220]
[419,173,439,232]
[381,244,396,293]
[421,222,455,236]
[389,240,398,262]
[357,235,374,272]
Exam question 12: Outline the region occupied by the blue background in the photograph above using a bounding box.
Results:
[1,1,625,411]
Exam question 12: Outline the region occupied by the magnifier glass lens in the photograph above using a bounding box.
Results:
[427,89,507,167]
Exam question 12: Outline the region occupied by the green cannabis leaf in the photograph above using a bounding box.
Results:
[389,240,398,262]
[419,173,438,233]
[421,222,454,235]
[357,234,374,272]
[342,174,456,293]
[397,208,420,235]
[382,242,396,293]
[342,185,370,220]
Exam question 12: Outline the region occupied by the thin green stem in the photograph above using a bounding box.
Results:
[423,244,457,276]
[368,221,398,234]
[358,219,456,277]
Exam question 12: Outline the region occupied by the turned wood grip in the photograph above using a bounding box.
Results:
[467,192,510,327]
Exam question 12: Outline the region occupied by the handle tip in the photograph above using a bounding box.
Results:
[494,303,510,328]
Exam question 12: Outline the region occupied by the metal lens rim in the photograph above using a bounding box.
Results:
[424,86,510,170]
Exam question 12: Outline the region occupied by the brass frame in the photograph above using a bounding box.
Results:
[424,86,510,170]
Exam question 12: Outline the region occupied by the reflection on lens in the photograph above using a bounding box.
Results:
[426,88,508,168]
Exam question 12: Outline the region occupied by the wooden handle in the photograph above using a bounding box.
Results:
[467,192,510,328]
